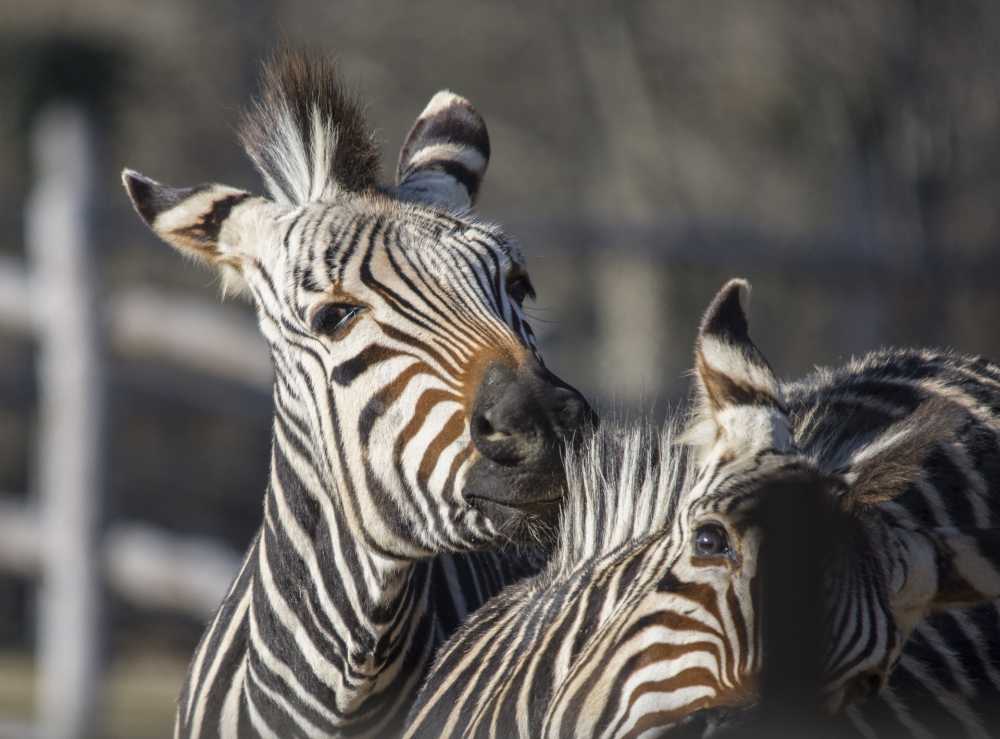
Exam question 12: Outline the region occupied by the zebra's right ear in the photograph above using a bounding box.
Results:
[395,91,490,211]
[841,397,966,510]
[122,169,274,294]
[682,279,789,461]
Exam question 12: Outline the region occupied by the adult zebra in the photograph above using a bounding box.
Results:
[406,279,1000,738]
[122,51,591,738]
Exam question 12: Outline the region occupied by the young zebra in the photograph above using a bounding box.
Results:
[122,52,592,738]
[406,279,1000,738]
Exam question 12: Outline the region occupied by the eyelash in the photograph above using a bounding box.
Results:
[507,275,535,305]
[311,303,364,337]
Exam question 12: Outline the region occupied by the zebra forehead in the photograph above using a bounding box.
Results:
[400,210,523,264]
[415,222,523,270]
[691,455,822,510]
[286,221,517,296]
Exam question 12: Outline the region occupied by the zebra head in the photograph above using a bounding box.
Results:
[676,279,1000,721]
[121,51,592,558]
[539,282,898,736]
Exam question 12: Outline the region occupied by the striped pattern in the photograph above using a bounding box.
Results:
[793,348,1000,737]
[123,51,589,737]
[406,280,1000,738]
[396,91,490,210]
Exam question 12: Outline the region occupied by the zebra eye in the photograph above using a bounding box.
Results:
[694,523,730,557]
[311,302,364,337]
[507,275,535,306]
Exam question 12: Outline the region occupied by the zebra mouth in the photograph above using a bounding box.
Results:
[467,494,562,545]
[467,494,562,515]
[463,450,568,542]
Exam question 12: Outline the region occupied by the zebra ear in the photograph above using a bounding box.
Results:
[841,397,966,510]
[396,91,490,210]
[122,169,269,294]
[683,279,788,458]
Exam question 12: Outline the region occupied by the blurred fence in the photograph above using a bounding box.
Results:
[0,103,248,738]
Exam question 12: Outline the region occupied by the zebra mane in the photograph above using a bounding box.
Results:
[239,50,380,205]
[549,416,691,578]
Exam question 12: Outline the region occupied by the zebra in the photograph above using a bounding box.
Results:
[405,279,1000,738]
[121,50,592,738]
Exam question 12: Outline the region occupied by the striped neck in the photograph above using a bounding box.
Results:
[245,408,438,731]
[175,412,465,738]
[269,396,418,587]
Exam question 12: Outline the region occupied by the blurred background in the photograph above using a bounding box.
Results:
[1,1,999,736]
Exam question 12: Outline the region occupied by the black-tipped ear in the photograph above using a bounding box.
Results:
[121,168,265,273]
[693,279,782,417]
[396,91,490,210]
[123,169,201,227]
[681,280,790,461]
[700,278,751,346]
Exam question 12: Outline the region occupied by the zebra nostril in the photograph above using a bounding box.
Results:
[859,672,883,699]
[839,670,884,710]
[470,361,592,466]
[470,386,547,465]
[476,410,507,440]
[551,387,595,431]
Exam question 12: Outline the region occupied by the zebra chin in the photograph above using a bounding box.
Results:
[463,457,567,545]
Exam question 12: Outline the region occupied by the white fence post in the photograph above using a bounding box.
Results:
[27,103,104,739]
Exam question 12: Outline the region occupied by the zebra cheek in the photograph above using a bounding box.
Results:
[737,534,759,578]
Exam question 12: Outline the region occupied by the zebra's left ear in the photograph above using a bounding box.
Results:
[683,279,789,461]
[396,91,490,211]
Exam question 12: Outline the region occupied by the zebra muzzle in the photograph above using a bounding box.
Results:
[464,359,594,534]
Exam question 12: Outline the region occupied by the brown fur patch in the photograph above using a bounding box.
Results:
[170,193,251,256]
[460,346,526,409]
[695,349,782,414]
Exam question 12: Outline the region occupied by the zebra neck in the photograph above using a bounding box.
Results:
[259,433,433,677]
[177,410,519,736]
[175,439,447,738]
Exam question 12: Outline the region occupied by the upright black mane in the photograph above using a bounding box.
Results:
[239,50,380,204]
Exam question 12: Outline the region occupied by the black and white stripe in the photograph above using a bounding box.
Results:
[407,279,1000,738]
[122,50,591,738]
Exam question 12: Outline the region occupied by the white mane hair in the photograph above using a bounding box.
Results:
[239,50,380,205]
[548,415,692,578]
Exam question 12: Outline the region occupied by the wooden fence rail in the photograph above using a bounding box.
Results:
[0,499,238,618]
[0,265,270,390]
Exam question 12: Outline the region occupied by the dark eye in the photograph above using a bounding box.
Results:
[694,523,730,557]
[507,275,535,306]
[311,302,364,337]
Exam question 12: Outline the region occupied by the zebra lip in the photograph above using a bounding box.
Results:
[467,494,562,515]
